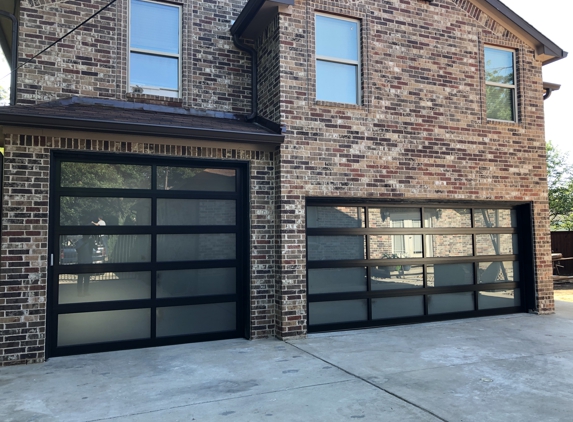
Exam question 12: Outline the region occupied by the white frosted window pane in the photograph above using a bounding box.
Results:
[130,53,178,89]
[308,267,367,294]
[427,263,474,287]
[316,60,358,104]
[131,0,179,54]
[157,199,235,226]
[478,289,520,309]
[156,303,236,337]
[58,309,150,347]
[307,236,365,261]
[372,296,424,319]
[428,292,474,314]
[59,272,151,303]
[371,265,423,290]
[316,15,358,61]
[157,268,236,298]
[157,234,236,262]
[309,300,367,325]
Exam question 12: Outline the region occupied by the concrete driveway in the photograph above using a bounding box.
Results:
[2,302,573,422]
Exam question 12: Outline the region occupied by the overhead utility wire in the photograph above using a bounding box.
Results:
[1,0,118,81]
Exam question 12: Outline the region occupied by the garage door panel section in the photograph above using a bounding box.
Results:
[307,202,529,332]
[49,152,248,357]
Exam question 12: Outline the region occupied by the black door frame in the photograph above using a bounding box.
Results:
[47,150,251,357]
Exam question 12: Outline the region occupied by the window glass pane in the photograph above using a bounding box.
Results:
[476,234,517,255]
[58,309,150,347]
[59,235,151,264]
[130,52,178,89]
[309,300,367,325]
[131,0,179,54]
[307,236,365,261]
[60,162,151,189]
[59,271,151,303]
[427,263,474,287]
[60,197,151,226]
[368,208,421,228]
[308,267,367,294]
[157,199,236,226]
[307,206,365,228]
[428,292,474,314]
[156,303,236,337]
[484,47,514,85]
[316,60,358,104]
[372,296,424,320]
[157,167,236,191]
[486,86,514,121]
[157,234,236,262]
[478,261,519,283]
[370,235,423,259]
[316,15,358,61]
[474,209,516,228]
[478,289,521,310]
[425,235,473,257]
[157,268,236,298]
[371,265,423,290]
[424,209,471,228]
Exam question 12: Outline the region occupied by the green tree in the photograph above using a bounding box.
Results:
[546,141,573,231]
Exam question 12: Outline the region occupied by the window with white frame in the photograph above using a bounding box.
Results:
[129,0,181,97]
[315,14,360,104]
[484,46,516,122]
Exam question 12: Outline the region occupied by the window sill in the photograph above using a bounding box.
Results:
[486,118,519,125]
[315,100,363,110]
[126,92,183,107]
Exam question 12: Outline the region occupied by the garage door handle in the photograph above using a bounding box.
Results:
[50,254,54,267]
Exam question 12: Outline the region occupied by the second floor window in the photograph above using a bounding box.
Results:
[129,0,181,97]
[484,46,516,122]
[315,14,360,105]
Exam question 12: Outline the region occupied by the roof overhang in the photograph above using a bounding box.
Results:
[230,0,294,40]
[470,0,567,65]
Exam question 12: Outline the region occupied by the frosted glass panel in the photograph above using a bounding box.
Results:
[58,309,150,346]
[59,272,151,303]
[157,234,235,262]
[60,197,151,226]
[478,261,519,283]
[156,303,235,337]
[157,268,236,298]
[427,263,474,287]
[428,292,474,314]
[371,265,423,290]
[478,289,520,309]
[476,234,517,255]
[307,236,365,261]
[307,206,365,228]
[157,199,235,226]
[308,267,367,294]
[59,235,151,265]
[372,296,424,319]
[309,300,367,325]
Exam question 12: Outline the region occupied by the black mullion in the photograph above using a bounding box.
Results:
[151,164,158,340]
[307,255,519,269]
[365,206,372,320]
[47,153,61,358]
[307,227,517,236]
[471,209,479,311]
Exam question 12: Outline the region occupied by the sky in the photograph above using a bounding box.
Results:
[0,0,570,158]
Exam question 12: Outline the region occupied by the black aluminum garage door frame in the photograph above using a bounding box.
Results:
[47,150,251,357]
[306,199,535,332]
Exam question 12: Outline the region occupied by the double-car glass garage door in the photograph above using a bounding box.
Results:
[307,203,532,331]
[50,153,248,356]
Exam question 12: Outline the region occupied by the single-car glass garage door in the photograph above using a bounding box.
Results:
[306,202,534,332]
[49,152,249,357]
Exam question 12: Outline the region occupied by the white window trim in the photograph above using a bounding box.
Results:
[315,13,361,105]
[484,45,517,123]
[128,0,182,98]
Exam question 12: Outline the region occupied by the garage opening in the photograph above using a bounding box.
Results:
[306,201,534,332]
[49,152,249,357]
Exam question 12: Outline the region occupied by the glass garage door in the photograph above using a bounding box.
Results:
[306,202,533,332]
[49,152,248,357]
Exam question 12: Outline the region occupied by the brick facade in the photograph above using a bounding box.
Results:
[0,0,559,364]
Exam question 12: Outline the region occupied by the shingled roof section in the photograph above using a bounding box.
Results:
[0,97,284,145]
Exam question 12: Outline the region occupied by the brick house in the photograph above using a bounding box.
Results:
[0,0,566,365]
